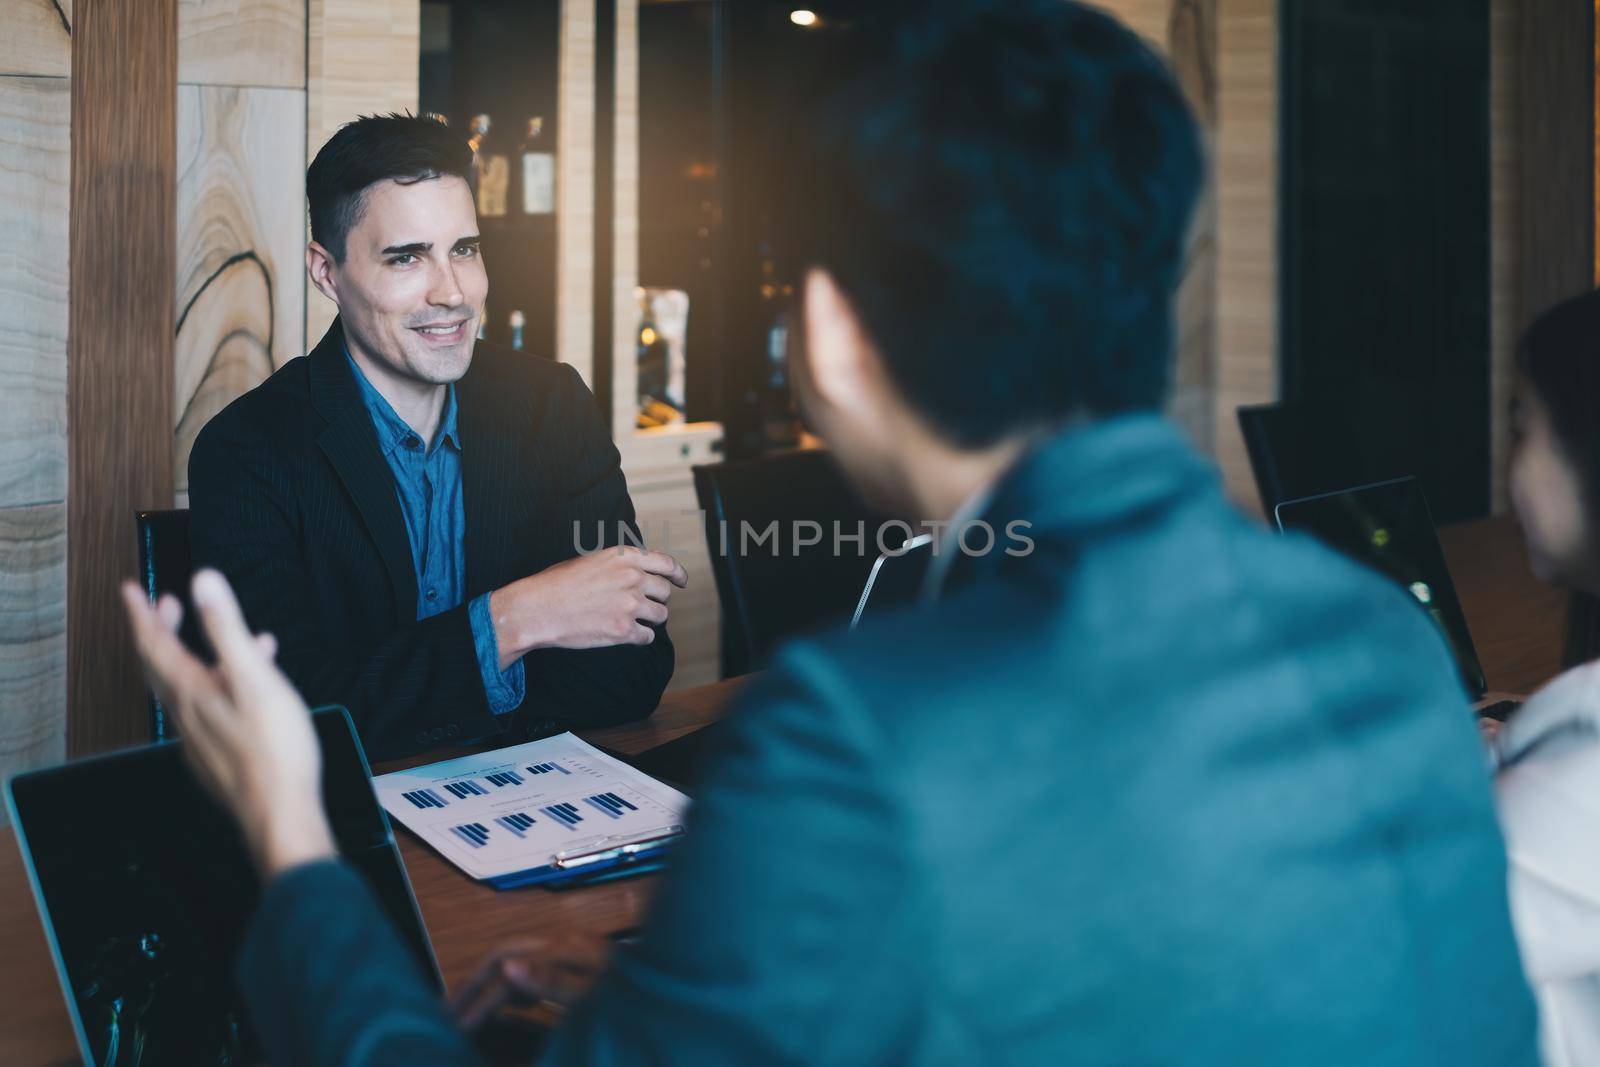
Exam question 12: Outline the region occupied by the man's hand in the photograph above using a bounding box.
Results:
[120,570,337,879]
[451,933,613,1032]
[488,547,689,669]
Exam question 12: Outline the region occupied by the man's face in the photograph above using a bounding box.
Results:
[316,174,487,384]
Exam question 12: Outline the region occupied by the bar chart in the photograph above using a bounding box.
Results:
[374,734,691,883]
[402,788,449,809]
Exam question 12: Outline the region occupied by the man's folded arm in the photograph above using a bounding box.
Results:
[238,860,485,1067]
[189,420,502,759]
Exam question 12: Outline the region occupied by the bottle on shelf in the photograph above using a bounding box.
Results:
[518,116,556,215]
[508,309,526,351]
[467,113,509,218]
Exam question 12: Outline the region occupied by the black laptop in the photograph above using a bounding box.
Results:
[1274,476,1519,720]
[6,706,439,1066]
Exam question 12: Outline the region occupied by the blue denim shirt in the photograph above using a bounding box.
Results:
[344,348,525,714]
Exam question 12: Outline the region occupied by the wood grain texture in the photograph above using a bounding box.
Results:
[0,0,71,79]
[0,504,66,814]
[68,0,177,756]
[1213,0,1278,508]
[0,76,69,508]
[1489,0,1518,514]
[558,0,597,386]
[305,0,420,346]
[175,84,306,495]
[178,0,305,89]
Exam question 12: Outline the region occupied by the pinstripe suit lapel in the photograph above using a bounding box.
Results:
[308,321,419,623]
[456,362,527,595]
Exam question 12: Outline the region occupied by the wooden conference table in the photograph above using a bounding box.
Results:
[0,515,1570,1065]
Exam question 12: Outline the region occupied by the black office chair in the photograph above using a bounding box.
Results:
[135,508,198,741]
[1237,402,1409,515]
[693,449,900,678]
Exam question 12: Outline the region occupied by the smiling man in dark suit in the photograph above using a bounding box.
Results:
[189,115,684,760]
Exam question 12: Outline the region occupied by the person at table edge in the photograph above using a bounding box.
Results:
[132,3,1536,1064]
[188,115,686,761]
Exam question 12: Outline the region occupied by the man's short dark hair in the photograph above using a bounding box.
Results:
[784,1,1204,447]
[306,113,473,263]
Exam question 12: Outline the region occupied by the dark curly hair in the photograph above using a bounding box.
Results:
[780,0,1205,446]
[305,112,473,264]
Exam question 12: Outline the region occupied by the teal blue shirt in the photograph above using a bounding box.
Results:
[344,348,524,715]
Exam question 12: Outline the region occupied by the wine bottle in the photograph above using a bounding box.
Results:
[468,113,509,218]
[509,309,526,351]
[519,116,556,215]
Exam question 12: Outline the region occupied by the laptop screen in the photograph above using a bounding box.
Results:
[1274,477,1488,699]
[7,706,437,1066]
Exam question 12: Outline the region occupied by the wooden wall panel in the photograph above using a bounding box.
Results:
[0,0,71,78]
[0,76,69,508]
[175,85,306,497]
[179,0,305,89]
[0,504,66,782]
[305,0,420,346]
[68,0,177,755]
[1213,0,1278,507]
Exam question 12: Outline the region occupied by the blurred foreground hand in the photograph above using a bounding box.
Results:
[120,570,336,878]
[452,934,613,1032]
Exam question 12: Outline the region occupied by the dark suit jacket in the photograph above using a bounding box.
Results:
[189,320,674,760]
[236,415,1536,1066]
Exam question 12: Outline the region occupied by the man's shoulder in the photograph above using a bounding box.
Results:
[464,340,588,395]
[195,354,317,451]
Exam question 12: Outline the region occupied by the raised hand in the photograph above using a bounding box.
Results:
[121,569,337,878]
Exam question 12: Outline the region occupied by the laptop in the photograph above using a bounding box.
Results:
[1274,476,1520,721]
[6,706,439,1066]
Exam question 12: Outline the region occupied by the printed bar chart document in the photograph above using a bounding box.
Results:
[374,734,691,889]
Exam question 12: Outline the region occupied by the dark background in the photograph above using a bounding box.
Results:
[1279,0,1491,521]
[423,0,1500,509]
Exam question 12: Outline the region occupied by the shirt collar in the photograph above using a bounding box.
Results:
[920,480,999,605]
[343,342,460,457]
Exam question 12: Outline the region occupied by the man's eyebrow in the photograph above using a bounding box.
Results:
[381,240,431,256]
[454,235,482,248]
